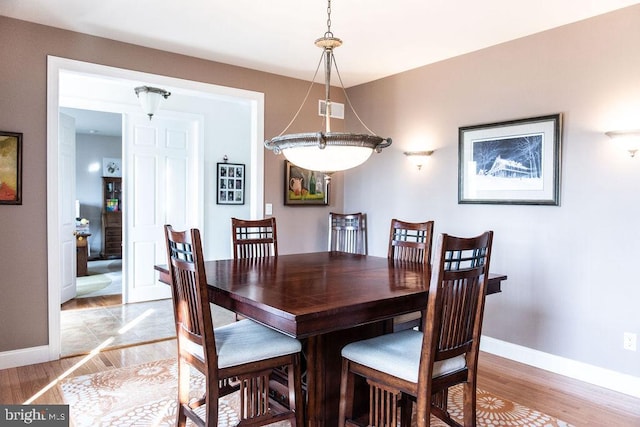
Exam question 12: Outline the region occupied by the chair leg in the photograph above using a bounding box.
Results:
[462,382,477,427]
[338,359,356,427]
[414,389,431,427]
[176,359,189,427]
[288,355,305,427]
[400,396,413,427]
[205,377,220,427]
[176,405,187,427]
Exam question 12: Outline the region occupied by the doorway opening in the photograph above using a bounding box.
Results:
[58,108,127,356]
[62,107,124,309]
[47,56,265,360]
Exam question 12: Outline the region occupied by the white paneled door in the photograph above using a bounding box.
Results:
[59,113,77,304]
[124,114,201,303]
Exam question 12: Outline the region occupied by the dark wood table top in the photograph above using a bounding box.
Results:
[156,251,506,339]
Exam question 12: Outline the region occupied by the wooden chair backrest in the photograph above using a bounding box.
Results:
[387,218,434,267]
[231,217,278,259]
[164,225,217,373]
[328,212,367,255]
[420,231,493,385]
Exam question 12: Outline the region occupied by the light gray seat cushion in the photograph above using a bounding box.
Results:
[185,319,301,369]
[341,329,466,383]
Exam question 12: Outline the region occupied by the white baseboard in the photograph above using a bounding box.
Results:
[2,337,639,400]
[481,335,640,399]
[0,345,52,370]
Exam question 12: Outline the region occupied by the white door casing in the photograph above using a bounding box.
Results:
[123,113,201,303]
[44,56,263,366]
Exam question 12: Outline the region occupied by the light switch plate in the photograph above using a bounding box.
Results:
[265,203,272,215]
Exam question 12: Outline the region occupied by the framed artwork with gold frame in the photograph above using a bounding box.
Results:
[0,131,22,205]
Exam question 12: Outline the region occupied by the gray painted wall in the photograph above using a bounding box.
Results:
[75,132,122,256]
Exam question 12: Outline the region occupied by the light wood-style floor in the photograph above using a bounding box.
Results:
[61,293,122,311]
[1,339,638,426]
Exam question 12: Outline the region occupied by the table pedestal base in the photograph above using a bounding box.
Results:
[305,321,389,427]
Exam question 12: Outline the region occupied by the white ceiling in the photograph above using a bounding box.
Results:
[60,107,122,137]
[8,1,640,136]
[2,0,639,88]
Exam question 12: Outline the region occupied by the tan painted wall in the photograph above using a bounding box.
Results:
[2,5,639,383]
[343,6,640,378]
[0,16,344,352]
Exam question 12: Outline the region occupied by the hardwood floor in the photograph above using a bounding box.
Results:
[0,341,176,406]
[477,352,640,426]
[61,293,122,310]
[1,341,638,426]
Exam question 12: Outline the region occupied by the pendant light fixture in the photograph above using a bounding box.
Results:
[264,0,392,173]
[134,86,171,120]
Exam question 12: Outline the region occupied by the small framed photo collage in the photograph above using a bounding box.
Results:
[216,162,245,205]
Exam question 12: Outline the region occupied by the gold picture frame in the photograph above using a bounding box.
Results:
[0,131,23,205]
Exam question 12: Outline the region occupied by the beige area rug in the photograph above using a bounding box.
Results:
[75,274,112,297]
[76,259,123,298]
[60,359,573,427]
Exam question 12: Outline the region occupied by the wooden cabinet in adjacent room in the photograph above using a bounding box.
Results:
[101,176,122,259]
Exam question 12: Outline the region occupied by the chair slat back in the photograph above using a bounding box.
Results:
[232,217,278,259]
[423,231,493,364]
[328,212,367,255]
[387,219,434,266]
[164,225,217,369]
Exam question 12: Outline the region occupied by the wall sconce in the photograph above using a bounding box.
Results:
[134,86,171,120]
[605,130,640,157]
[404,150,434,170]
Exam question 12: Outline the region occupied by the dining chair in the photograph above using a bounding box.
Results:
[164,224,304,427]
[231,217,278,259]
[328,212,367,255]
[338,231,494,427]
[388,218,434,332]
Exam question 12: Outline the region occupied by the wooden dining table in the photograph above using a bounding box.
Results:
[155,251,507,427]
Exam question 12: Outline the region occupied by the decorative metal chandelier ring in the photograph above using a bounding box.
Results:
[134,85,171,99]
[265,132,391,154]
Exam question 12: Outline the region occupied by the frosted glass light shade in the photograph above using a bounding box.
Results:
[265,132,391,173]
[404,150,434,170]
[282,145,373,172]
[605,130,640,157]
[134,86,171,120]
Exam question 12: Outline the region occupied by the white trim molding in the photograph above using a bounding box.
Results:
[481,335,640,399]
[0,346,51,370]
